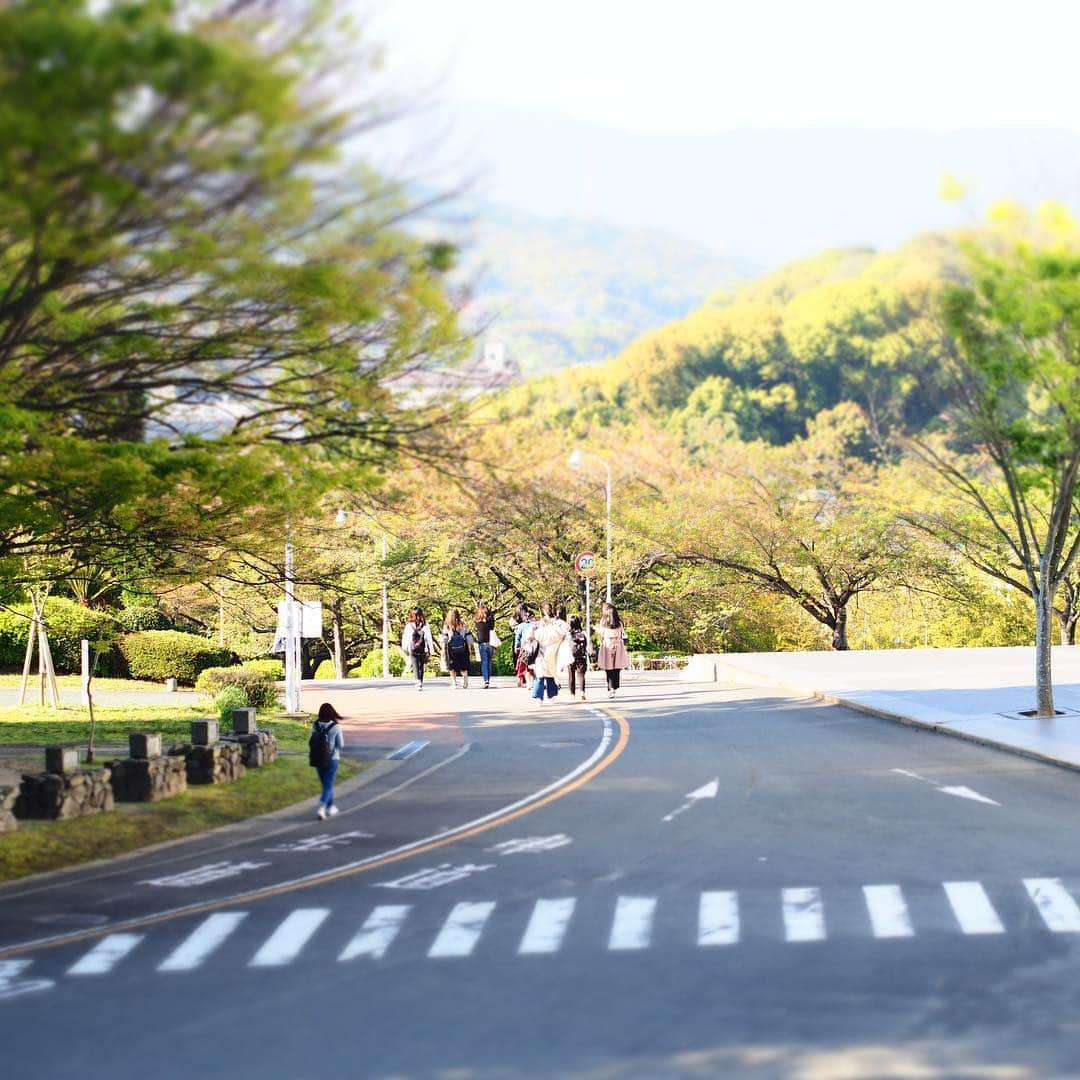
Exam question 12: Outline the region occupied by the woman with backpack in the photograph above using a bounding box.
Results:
[567,614,590,701]
[309,703,345,820]
[401,608,435,692]
[598,601,630,698]
[441,608,475,689]
[474,602,497,689]
[513,605,535,688]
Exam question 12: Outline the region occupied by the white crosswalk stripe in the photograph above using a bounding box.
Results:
[250,909,330,968]
[19,877,1080,994]
[339,905,411,961]
[608,896,657,951]
[943,881,1005,935]
[68,933,144,975]
[698,891,740,946]
[1024,878,1080,932]
[519,898,576,955]
[782,887,826,942]
[863,885,914,939]
[428,902,496,958]
[159,911,248,972]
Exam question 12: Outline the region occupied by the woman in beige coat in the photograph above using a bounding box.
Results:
[597,601,629,698]
[531,602,569,703]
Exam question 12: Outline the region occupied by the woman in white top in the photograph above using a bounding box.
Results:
[401,608,436,691]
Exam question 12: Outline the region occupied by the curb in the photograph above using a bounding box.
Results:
[706,658,1080,777]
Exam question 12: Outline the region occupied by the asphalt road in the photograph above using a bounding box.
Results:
[3,676,1080,1079]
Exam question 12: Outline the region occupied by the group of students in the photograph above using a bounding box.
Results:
[398,600,630,702]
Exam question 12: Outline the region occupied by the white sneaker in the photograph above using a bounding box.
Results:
[416,681,423,692]
[316,806,327,820]
[328,805,339,818]
[463,675,469,689]
[607,689,615,699]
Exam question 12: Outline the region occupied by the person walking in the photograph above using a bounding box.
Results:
[531,602,569,704]
[598,601,629,698]
[401,608,435,691]
[513,605,536,688]
[567,614,589,701]
[474,603,497,688]
[309,702,344,820]
[441,608,475,689]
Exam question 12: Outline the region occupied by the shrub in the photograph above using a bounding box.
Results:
[195,666,280,710]
[215,685,250,725]
[121,630,230,685]
[356,648,406,678]
[492,639,517,677]
[0,599,119,674]
[115,605,173,632]
[313,659,337,680]
[242,658,283,679]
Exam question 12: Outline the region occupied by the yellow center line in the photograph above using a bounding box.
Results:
[0,707,630,958]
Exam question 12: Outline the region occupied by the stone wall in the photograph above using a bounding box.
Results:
[14,768,114,820]
[225,730,278,769]
[169,742,245,784]
[110,755,188,802]
[0,785,16,833]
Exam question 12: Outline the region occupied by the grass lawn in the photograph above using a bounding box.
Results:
[0,756,362,881]
[0,674,185,693]
[0,704,314,753]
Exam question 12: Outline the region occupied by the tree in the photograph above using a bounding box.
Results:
[916,206,1080,715]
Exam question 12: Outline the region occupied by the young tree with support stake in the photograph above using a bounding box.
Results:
[917,207,1080,716]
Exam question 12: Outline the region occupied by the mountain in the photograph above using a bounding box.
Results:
[456,206,753,375]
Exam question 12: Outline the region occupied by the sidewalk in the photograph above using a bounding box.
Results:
[685,646,1080,771]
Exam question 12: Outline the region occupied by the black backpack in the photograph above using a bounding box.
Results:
[447,629,469,668]
[411,625,426,658]
[572,629,588,664]
[308,721,335,768]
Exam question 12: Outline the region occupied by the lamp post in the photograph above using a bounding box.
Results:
[568,449,613,603]
[284,528,301,713]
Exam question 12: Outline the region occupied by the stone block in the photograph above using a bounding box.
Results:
[45,745,79,775]
[129,733,162,760]
[15,767,113,820]
[190,720,218,746]
[110,755,187,802]
[169,742,245,784]
[231,708,258,735]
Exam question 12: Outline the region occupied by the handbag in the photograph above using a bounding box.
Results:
[489,629,502,649]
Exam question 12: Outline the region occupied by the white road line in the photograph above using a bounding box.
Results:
[862,885,914,939]
[1024,878,1080,932]
[339,905,411,961]
[943,881,1005,935]
[158,911,248,972]
[249,908,330,968]
[67,933,144,975]
[519,898,576,955]
[428,902,496,958]
[608,896,657,951]
[698,891,739,946]
[782,887,826,942]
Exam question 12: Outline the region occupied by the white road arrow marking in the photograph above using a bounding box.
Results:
[891,769,999,807]
[663,778,720,822]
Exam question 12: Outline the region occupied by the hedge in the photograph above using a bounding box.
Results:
[195,666,280,710]
[242,659,283,680]
[0,599,119,674]
[356,648,406,678]
[120,631,230,685]
[492,639,517,676]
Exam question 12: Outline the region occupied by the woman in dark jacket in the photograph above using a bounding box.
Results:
[474,603,496,688]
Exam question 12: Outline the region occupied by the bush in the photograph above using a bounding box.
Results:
[313,659,337,680]
[215,685,250,725]
[0,598,119,674]
[492,639,517,677]
[121,630,230,685]
[115,605,173,632]
[356,648,406,678]
[195,666,280,710]
[242,658,283,679]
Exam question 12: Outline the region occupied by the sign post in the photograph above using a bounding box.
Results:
[575,551,598,670]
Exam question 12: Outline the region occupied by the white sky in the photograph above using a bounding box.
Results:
[366,0,1080,132]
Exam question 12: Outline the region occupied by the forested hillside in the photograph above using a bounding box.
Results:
[460,206,751,374]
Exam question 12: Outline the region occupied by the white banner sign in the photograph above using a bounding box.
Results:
[274,600,323,643]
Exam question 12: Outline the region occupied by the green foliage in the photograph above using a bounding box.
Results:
[356,648,406,678]
[0,598,118,673]
[194,666,279,710]
[242,659,284,680]
[122,631,229,685]
[492,639,517,676]
[214,686,250,725]
[115,605,173,633]
[313,659,337,680]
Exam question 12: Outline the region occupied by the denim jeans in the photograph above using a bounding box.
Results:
[317,758,339,808]
[532,676,558,700]
[478,642,494,683]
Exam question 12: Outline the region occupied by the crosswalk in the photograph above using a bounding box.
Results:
[7,877,1080,995]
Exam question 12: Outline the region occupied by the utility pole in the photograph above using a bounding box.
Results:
[284,530,301,713]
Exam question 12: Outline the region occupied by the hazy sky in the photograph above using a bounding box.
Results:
[369,0,1080,133]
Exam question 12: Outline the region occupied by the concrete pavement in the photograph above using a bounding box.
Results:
[688,645,1080,772]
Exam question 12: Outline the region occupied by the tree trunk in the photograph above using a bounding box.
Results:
[1058,607,1078,647]
[831,606,850,651]
[331,595,347,679]
[1035,576,1056,716]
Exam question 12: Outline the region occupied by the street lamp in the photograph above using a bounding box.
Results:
[568,448,613,603]
[336,508,391,679]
